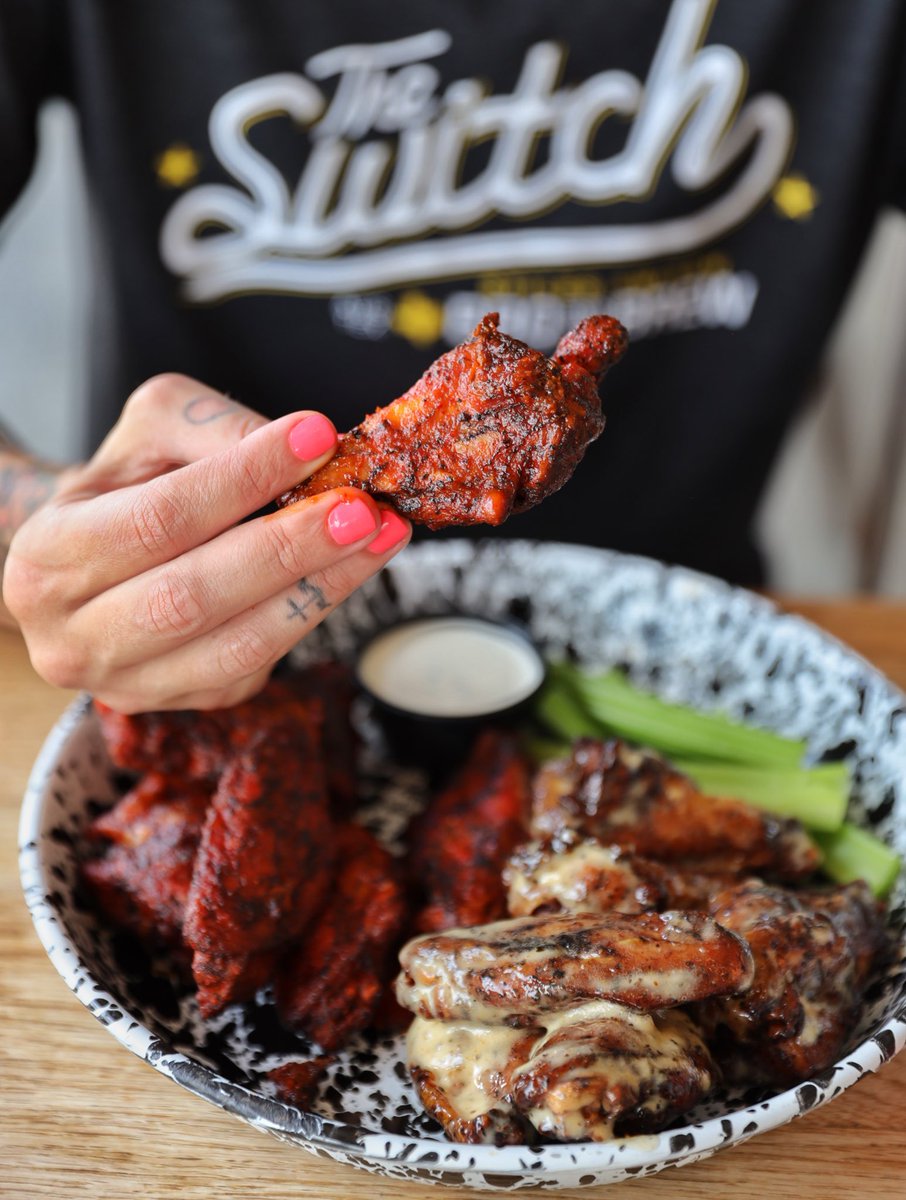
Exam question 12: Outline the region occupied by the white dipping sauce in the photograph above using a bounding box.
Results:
[358,617,544,718]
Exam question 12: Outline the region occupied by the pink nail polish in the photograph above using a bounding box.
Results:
[289,413,336,461]
[327,497,378,545]
[367,510,410,555]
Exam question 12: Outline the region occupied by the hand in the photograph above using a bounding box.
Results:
[2,374,410,711]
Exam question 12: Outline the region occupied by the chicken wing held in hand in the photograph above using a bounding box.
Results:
[280,313,627,528]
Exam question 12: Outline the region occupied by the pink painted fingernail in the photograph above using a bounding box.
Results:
[289,413,336,461]
[327,497,378,545]
[367,510,410,555]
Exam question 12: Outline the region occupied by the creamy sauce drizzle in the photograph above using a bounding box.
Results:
[406,1000,713,1143]
[407,1017,528,1121]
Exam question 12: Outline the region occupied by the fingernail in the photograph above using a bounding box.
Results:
[367,509,410,555]
[327,497,378,545]
[289,413,336,461]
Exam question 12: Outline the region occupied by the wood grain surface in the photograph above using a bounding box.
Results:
[2,599,905,1199]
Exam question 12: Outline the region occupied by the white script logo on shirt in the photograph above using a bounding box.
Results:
[159,0,794,301]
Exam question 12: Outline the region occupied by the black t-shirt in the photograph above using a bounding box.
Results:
[2,0,905,583]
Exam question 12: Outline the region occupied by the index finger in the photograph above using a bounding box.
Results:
[65,409,340,592]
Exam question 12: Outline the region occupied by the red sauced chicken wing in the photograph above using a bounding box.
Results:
[276,823,408,1051]
[81,772,212,948]
[183,711,334,1017]
[94,669,360,815]
[408,729,531,933]
[280,313,627,528]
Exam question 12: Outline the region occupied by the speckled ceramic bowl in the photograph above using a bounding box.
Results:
[18,541,906,1190]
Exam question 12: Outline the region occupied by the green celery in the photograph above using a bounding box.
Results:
[559,663,807,767]
[674,759,849,832]
[534,676,604,743]
[813,824,901,898]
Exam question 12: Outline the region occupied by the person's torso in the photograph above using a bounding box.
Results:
[63,0,906,580]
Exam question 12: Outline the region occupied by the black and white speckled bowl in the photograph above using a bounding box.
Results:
[18,541,906,1190]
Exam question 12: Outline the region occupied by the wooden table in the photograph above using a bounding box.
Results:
[2,600,905,1199]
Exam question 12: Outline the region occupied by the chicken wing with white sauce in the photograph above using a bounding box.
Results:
[697,878,886,1084]
[396,911,754,1024]
[504,833,733,917]
[530,739,820,881]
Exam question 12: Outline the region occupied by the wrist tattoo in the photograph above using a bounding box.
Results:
[286,577,330,621]
[0,454,58,549]
[183,395,240,424]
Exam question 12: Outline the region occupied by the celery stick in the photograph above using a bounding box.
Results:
[563,665,806,767]
[534,677,604,743]
[674,759,849,831]
[813,824,901,897]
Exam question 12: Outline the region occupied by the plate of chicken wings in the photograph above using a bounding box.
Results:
[19,538,906,1190]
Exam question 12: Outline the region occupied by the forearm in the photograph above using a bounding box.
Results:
[0,433,67,629]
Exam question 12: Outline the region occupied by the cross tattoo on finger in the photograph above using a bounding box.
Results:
[287,577,330,621]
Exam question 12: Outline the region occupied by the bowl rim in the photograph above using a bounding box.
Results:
[17,541,906,1178]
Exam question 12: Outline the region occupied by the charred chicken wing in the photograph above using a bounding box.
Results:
[94,671,356,795]
[407,1018,539,1145]
[397,911,754,1023]
[509,1002,717,1142]
[530,739,820,881]
[698,878,886,1084]
[405,1001,717,1145]
[409,729,531,933]
[276,823,408,1051]
[280,313,627,528]
[82,773,211,948]
[183,712,334,1017]
[281,662,362,816]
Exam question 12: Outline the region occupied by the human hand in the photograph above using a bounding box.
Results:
[2,374,410,711]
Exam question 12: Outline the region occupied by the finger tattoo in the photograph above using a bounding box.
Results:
[183,395,241,424]
[286,577,330,621]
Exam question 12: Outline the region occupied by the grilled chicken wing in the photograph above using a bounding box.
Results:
[409,729,531,932]
[281,662,361,816]
[698,878,886,1084]
[510,1002,717,1142]
[276,823,407,1051]
[504,834,728,917]
[407,1018,539,1145]
[397,911,754,1023]
[183,713,334,1017]
[406,1001,717,1145]
[280,313,627,528]
[82,773,211,948]
[94,670,358,814]
[530,739,820,881]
